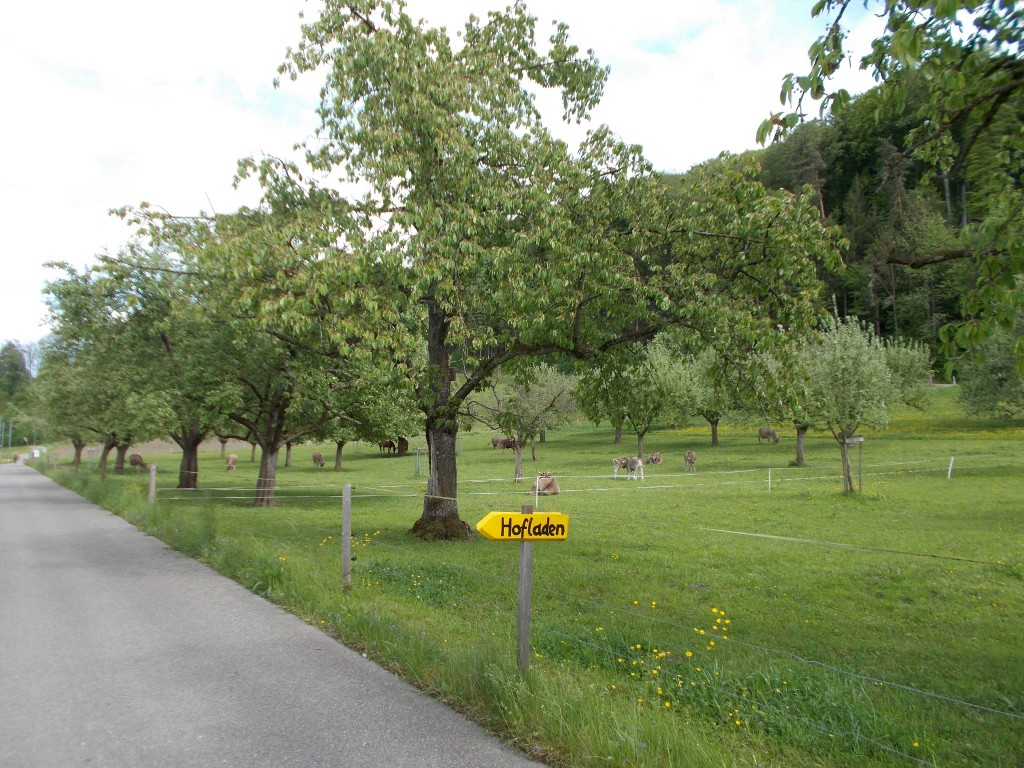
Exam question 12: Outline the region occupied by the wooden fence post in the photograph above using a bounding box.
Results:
[517,504,534,675]
[342,484,352,591]
[148,463,157,504]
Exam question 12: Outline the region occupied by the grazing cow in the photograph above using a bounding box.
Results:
[684,450,697,471]
[531,472,561,496]
[758,427,780,444]
[226,453,238,471]
[491,436,503,448]
[128,453,146,469]
[312,451,325,468]
[612,456,632,478]
[379,440,396,453]
[647,451,662,465]
[625,456,644,480]
[497,438,517,451]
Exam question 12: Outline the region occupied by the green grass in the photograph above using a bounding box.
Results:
[38,387,1024,767]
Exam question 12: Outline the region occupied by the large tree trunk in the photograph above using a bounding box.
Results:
[71,439,85,470]
[285,442,293,467]
[794,423,808,467]
[98,436,117,481]
[255,446,279,507]
[414,418,464,538]
[171,426,207,490]
[113,443,130,474]
[613,423,623,444]
[218,437,228,459]
[334,440,346,471]
[635,433,645,458]
[412,298,468,540]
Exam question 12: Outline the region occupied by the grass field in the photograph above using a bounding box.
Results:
[35,386,1024,767]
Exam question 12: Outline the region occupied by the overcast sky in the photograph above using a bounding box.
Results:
[0,0,882,347]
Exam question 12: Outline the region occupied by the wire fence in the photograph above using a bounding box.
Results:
[140,454,1024,765]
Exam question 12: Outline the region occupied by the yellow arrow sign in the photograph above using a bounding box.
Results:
[476,511,569,542]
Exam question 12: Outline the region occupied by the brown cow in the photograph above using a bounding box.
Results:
[226,453,238,471]
[128,453,146,469]
[379,440,396,453]
[647,451,662,465]
[312,451,325,468]
[531,472,560,496]
[758,427,780,444]
[497,438,517,451]
[684,450,697,471]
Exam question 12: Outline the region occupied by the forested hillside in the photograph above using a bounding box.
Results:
[754,67,1016,376]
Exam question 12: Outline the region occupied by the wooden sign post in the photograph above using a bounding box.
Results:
[476,504,569,674]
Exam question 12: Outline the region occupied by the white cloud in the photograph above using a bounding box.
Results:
[0,0,883,346]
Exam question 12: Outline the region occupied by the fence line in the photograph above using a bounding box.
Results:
[362,535,1023,724]
[128,462,1023,763]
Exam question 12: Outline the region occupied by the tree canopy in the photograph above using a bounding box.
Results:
[239,0,844,537]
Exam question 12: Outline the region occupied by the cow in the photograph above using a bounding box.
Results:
[647,451,662,465]
[625,456,644,480]
[684,450,697,471]
[612,456,632,478]
[531,472,560,496]
[491,436,504,448]
[312,451,325,468]
[226,453,238,471]
[379,440,396,453]
[758,427,780,444]
[497,438,517,451]
[128,453,146,470]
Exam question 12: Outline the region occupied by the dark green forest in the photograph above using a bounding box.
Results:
[754,68,1019,378]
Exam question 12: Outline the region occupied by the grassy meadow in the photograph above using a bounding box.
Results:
[35,386,1024,767]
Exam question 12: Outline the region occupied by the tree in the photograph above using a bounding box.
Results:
[763,1,1024,371]
[689,348,747,448]
[800,316,911,492]
[249,1,842,539]
[958,318,1024,419]
[0,342,33,447]
[42,263,170,478]
[574,339,696,459]
[0,343,30,400]
[469,363,576,481]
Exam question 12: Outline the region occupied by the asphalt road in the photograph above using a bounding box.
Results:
[0,463,540,768]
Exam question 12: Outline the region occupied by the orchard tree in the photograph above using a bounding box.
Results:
[250,1,842,538]
[43,263,169,478]
[468,362,576,481]
[574,340,693,460]
[689,348,748,448]
[799,315,929,492]
[763,0,1024,370]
